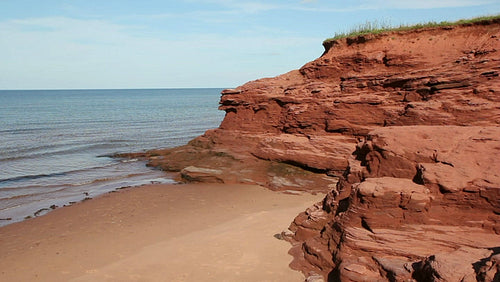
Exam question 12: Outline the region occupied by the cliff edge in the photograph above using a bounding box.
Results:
[137,18,500,281]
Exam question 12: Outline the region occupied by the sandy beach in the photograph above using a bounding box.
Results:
[0,183,324,281]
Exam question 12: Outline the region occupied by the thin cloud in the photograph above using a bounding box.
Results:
[186,0,497,13]
[122,9,240,25]
[0,15,320,89]
[370,0,496,9]
[183,0,281,13]
[336,0,496,11]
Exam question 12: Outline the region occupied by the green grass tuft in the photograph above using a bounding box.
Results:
[324,14,500,44]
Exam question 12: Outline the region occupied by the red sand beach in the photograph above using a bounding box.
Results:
[0,183,324,281]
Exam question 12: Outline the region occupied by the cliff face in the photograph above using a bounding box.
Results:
[287,125,500,281]
[141,19,500,281]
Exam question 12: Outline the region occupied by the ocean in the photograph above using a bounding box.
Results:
[0,88,225,226]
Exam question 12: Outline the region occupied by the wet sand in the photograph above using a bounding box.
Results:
[0,183,323,281]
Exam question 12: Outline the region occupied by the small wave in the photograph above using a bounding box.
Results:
[0,192,42,202]
[0,141,131,162]
[121,158,139,163]
[0,161,125,185]
[0,172,68,184]
[96,153,135,159]
[0,183,67,192]
[67,172,147,186]
[0,127,56,134]
[0,143,66,160]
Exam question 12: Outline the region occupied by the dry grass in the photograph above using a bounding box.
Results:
[324,14,500,44]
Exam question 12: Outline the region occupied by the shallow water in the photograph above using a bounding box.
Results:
[0,88,225,225]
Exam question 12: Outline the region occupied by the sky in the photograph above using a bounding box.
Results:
[1,1,499,89]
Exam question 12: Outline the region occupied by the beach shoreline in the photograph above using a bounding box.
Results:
[0,183,324,281]
[0,163,177,228]
[0,89,225,227]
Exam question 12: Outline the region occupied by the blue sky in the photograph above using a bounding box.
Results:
[1,1,499,89]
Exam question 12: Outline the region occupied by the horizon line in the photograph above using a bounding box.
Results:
[0,87,229,91]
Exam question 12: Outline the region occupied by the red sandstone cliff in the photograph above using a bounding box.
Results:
[137,18,500,281]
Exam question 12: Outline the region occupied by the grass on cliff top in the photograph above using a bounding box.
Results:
[324,14,500,44]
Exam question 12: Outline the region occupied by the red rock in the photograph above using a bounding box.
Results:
[221,88,242,95]
[180,166,224,183]
[478,254,500,281]
[287,126,500,280]
[413,247,493,282]
[131,19,500,281]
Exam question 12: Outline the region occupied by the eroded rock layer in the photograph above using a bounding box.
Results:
[286,126,500,281]
[134,19,500,281]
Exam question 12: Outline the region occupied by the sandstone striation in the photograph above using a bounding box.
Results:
[286,126,500,281]
[132,18,500,281]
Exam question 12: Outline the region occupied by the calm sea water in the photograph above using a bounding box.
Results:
[0,88,225,226]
